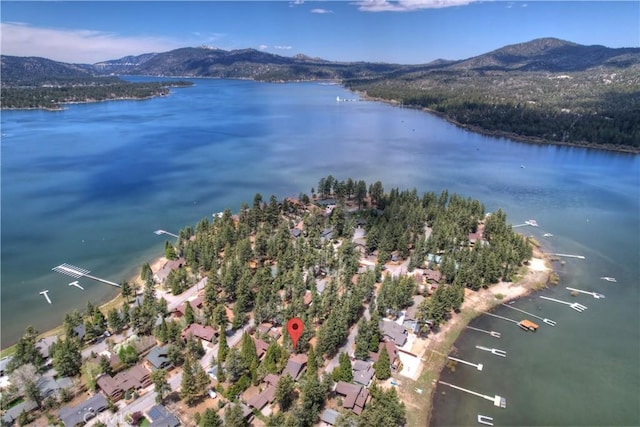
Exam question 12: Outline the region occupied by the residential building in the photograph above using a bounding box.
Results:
[58,394,108,427]
[97,364,152,401]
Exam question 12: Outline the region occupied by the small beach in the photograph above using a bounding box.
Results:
[399,247,552,427]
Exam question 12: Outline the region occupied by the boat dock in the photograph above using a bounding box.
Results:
[551,253,585,259]
[154,229,179,238]
[466,326,501,338]
[566,287,605,299]
[502,303,557,326]
[540,295,587,312]
[483,312,519,325]
[40,290,52,304]
[475,345,507,358]
[438,381,506,408]
[52,263,121,288]
[448,356,483,371]
[68,281,84,290]
[478,415,494,426]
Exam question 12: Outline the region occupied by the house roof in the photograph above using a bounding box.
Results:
[282,354,308,380]
[303,290,313,306]
[97,364,151,399]
[336,382,369,415]
[353,366,375,386]
[181,323,216,342]
[291,228,302,238]
[175,296,204,316]
[370,341,398,364]
[352,360,371,372]
[380,320,408,347]
[38,375,73,397]
[59,394,107,427]
[264,373,280,387]
[424,269,442,284]
[320,408,340,425]
[404,295,425,321]
[255,338,269,359]
[246,384,276,410]
[36,335,58,359]
[3,400,38,425]
[148,404,180,425]
[257,323,272,335]
[146,345,171,370]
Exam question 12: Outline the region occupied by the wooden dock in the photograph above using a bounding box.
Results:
[502,303,557,326]
[52,263,121,288]
[438,381,506,408]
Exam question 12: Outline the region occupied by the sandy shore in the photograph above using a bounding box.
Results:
[401,248,552,426]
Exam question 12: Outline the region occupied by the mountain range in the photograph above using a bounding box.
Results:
[2,38,639,85]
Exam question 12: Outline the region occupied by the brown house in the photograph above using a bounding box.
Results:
[97,364,151,401]
[181,323,217,342]
[335,381,370,415]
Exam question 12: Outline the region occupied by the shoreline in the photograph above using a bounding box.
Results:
[0,256,168,355]
[400,245,553,427]
[357,93,640,155]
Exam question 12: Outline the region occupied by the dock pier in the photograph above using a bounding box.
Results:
[438,381,506,408]
[483,312,519,325]
[448,356,483,371]
[52,263,121,288]
[154,229,179,238]
[475,345,507,358]
[40,290,52,304]
[551,253,585,260]
[566,287,605,299]
[466,326,501,338]
[502,303,557,326]
[540,295,587,312]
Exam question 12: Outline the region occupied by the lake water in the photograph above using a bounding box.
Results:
[1,78,638,425]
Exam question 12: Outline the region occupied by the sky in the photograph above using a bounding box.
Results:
[1,1,638,64]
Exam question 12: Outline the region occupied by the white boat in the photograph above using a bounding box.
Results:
[543,233,553,237]
[600,276,617,283]
[525,219,539,227]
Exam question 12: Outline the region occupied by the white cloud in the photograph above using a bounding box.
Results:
[311,8,334,14]
[258,44,269,50]
[274,45,293,50]
[354,0,477,12]
[0,22,186,63]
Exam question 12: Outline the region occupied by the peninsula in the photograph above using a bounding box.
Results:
[0,177,548,427]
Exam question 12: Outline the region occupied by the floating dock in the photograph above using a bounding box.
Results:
[438,381,506,408]
[466,326,501,338]
[52,263,121,288]
[540,295,587,312]
[566,287,605,299]
[502,303,557,326]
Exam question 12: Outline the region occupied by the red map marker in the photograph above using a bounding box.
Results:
[287,317,304,350]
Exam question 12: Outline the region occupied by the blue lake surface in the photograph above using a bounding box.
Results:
[1,78,638,425]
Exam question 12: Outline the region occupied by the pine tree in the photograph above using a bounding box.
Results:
[184,302,195,325]
[224,404,249,427]
[333,353,353,383]
[180,357,198,406]
[200,408,223,427]
[275,373,295,411]
[218,332,229,364]
[374,347,391,380]
[151,369,170,404]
